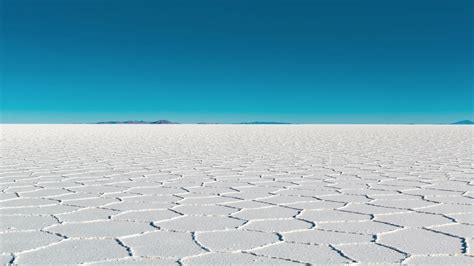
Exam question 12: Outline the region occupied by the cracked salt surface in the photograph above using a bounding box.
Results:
[1,124,473,264]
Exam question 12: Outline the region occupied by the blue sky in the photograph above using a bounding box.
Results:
[2,0,473,123]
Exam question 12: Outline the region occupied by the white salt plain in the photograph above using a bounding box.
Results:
[0,124,473,265]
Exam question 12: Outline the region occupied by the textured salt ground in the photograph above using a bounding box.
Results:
[0,124,473,265]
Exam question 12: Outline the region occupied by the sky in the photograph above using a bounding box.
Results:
[1,0,473,123]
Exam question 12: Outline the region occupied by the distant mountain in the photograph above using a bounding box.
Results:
[451,120,474,125]
[239,121,291,124]
[150,120,178,124]
[97,120,147,124]
[97,120,178,124]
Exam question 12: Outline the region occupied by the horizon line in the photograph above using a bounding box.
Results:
[2,122,472,125]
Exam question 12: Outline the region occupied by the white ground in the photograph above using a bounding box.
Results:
[0,124,473,265]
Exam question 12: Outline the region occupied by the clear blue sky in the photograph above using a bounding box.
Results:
[2,0,473,123]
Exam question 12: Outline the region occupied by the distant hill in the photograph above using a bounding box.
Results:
[451,120,474,125]
[239,121,292,124]
[96,120,291,124]
[97,120,147,124]
[150,120,179,124]
[97,120,178,124]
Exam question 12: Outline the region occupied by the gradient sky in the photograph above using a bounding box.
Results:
[2,0,473,123]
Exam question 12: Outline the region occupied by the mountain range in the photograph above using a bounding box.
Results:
[96,120,473,125]
[451,120,474,125]
[97,120,178,124]
[239,121,292,124]
[96,120,291,124]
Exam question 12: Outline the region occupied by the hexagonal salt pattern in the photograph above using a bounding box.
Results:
[1,125,473,264]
